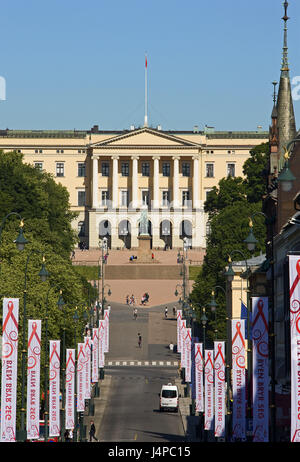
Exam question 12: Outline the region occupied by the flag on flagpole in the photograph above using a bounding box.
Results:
[241,300,252,339]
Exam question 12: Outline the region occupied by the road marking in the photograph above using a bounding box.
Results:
[105,360,179,368]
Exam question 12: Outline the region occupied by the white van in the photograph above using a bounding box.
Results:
[159,383,179,412]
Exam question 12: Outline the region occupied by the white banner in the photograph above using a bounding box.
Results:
[214,341,226,438]
[177,310,182,352]
[104,310,109,353]
[77,343,85,412]
[27,320,42,440]
[232,319,246,440]
[194,343,204,412]
[65,349,75,430]
[252,297,269,442]
[84,336,92,399]
[204,349,214,431]
[92,328,99,383]
[289,256,300,442]
[184,328,192,383]
[1,298,19,442]
[98,321,105,369]
[49,340,60,437]
[180,320,187,369]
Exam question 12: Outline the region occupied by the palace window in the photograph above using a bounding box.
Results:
[162,190,170,207]
[182,190,190,206]
[34,162,43,171]
[182,162,190,177]
[142,162,150,177]
[56,162,64,177]
[227,163,236,177]
[78,221,86,237]
[205,163,214,178]
[162,162,170,177]
[121,190,129,206]
[121,162,129,177]
[101,162,109,177]
[78,162,86,177]
[77,190,86,206]
[101,190,109,206]
[142,190,150,207]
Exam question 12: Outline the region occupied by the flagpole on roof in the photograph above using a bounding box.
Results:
[144,53,148,127]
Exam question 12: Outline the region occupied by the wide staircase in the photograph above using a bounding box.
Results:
[72,248,204,306]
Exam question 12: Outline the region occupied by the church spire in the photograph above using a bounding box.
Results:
[281,0,290,73]
[276,0,296,169]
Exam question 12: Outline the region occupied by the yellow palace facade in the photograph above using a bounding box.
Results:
[0,124,268,250]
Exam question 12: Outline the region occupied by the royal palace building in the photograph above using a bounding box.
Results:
[0,124,268,250]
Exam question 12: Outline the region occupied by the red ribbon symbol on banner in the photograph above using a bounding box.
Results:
[205,351,214,369]
[232,322,245,347]
[28,322,41,349]
[49,342,60,364]
[3,301,18,335]
[195,345,203,361]
[77,344,85,360]
[290,259,300,298]
[66,350,75,369]
[252,299,268,332]
[214,343,225,365]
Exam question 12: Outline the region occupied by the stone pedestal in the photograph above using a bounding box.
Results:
[136,235,158,263]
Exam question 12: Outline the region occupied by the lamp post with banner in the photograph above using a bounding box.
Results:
[244,211,276,441]
[19,249,49,441]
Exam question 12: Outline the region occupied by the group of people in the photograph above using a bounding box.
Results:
[63,420,98,442]
[126,294,135,305]
[140,292,149,305]
[126,293,150,306]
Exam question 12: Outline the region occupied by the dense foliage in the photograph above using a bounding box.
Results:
[190,143,270,345]
[0,151,97,427]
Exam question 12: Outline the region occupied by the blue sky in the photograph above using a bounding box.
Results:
[0,0,299,132]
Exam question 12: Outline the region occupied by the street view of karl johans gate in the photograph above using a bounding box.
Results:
[0,0,299,447]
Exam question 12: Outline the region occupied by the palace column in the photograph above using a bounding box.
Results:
[131,156,139,209]
[172,156,180,208]
[92,155,99,208]
[112,156,119,208]
[192,155,200,209]
[152,156,160,209]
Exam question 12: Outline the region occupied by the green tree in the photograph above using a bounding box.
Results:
[191,142,270,343]
[0,151,78,258]
[243,142,269,203]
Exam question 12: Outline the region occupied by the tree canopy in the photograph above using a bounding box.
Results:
[190,142,270,345]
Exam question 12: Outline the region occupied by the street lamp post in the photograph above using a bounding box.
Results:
[0,212,28,251]
[43,283,63,442]
[201,308,208,442]
[20,250,49,440]
[244,211,276,442]
[208,285,232,442]
[57,291,66,442]
[225,249,252,435]
[99,238,108,318]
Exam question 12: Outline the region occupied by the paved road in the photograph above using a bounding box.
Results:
[100,368,185,443]
[96,302,185,443]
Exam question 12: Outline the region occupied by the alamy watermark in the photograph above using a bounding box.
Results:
[0,76,6,100]
[292,76,300,101]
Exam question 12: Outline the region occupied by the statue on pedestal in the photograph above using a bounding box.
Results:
[139,208,149,236]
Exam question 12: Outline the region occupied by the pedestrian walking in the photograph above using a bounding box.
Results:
[138,333,142,348]
[89,420,98,442]
[133,308,137,320]
[165,307,168,318]
[173,306,176,317]
[64,429,71,442]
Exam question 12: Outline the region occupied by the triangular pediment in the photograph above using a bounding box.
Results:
[89,127,200,148]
